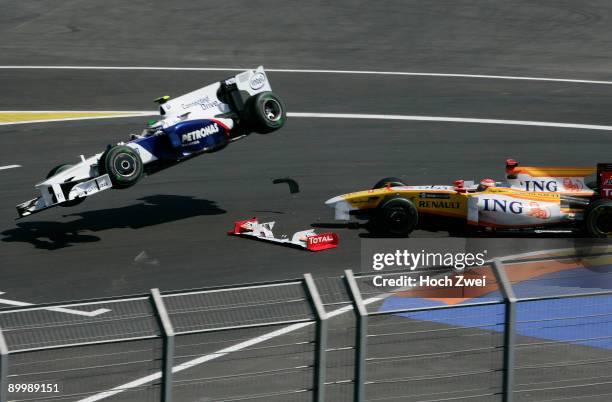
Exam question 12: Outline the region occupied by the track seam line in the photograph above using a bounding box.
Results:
[1,65,612,85]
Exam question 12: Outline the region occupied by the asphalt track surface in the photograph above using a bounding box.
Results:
[1,1,612,301]
[2,1,612,402]
[2,0,612,303]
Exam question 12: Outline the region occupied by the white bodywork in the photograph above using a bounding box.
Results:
[506,171,594,196]
[17,67,272,218]
[159,66,271,120]
[229,218,339,251]
[237,221,317,247]
[466,193,569,227]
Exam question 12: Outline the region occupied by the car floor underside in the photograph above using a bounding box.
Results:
[352,209,584,236]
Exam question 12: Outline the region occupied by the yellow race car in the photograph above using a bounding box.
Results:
[325,159,612,237]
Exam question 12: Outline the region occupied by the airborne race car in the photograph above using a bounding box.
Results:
[325,160,612,237]
[17,67,286,218]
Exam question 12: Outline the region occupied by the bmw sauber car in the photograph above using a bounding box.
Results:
[325,160,612,237]
[17,66,286,218]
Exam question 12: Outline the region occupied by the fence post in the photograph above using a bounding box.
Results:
[343,270,367,402]
[303,274,328,402]
[151,288,175,402]
[492,259,517,402]
[0,326,8,402]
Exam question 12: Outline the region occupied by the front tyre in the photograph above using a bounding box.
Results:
[46,163,86,207]
[584,198,612,237]
[369,196,419,237]
[100,145,143,189]
[244,91,286,134]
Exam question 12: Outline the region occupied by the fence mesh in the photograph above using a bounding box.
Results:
[0,263,610,402]
[0,297,158,352]
[7,338,162,401]
[514,294,612,401]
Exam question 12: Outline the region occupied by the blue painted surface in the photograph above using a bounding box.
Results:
[381,266,612,349]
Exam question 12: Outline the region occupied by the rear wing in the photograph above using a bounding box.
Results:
[505,159,595,196]
[598,163,612,199]
[158,66,272,119]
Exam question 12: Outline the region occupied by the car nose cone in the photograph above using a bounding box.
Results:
[325,195,344,206]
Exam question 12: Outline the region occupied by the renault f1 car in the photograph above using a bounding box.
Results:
[17,67,286,218]
[325,160,612,237]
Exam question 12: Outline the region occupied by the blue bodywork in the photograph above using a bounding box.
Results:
[133,119,230,163]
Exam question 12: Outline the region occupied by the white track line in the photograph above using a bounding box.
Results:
[2,111,612,131]
[76,296,382,402]
[1,65,612,85]
[0,292,110,317]
[288,112,612,131]
[0,165,20,171]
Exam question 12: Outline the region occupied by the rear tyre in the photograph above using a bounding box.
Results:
[584,199,612,237]
[369,196,418,237]
[100,145,143,189]
[243,91,286,134]
[46,163,86,207]
[372,177,405,189]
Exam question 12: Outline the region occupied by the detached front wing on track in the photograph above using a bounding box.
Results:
[228,218,339,251]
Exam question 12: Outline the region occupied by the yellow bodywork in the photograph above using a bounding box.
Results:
[339,186,561,219]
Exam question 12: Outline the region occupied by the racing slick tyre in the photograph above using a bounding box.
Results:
[244,91,286,134]
[369,196,419,237]
[46,164,86,207]
[372,177,406,189]
[584,198,612,237]
[99,145,143,189]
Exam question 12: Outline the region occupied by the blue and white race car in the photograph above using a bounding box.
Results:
[16,66,286,218]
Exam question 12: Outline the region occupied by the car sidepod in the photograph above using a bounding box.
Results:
[165,119,230,156]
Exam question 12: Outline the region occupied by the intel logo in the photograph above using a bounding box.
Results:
[249,72,266,90]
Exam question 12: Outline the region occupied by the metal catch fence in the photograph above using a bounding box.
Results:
[1,260,611,402]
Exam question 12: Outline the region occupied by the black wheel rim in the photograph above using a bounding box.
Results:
[262,99,282,122]
[113,153,137,177]
[385,207,412,233]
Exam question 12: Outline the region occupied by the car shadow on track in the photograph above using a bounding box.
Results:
[1,194,226,250]
[311,222,580,238]
[312,221,399,238]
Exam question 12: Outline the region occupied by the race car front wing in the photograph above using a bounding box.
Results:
[228,218,339,251]
[16,174,113,218]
